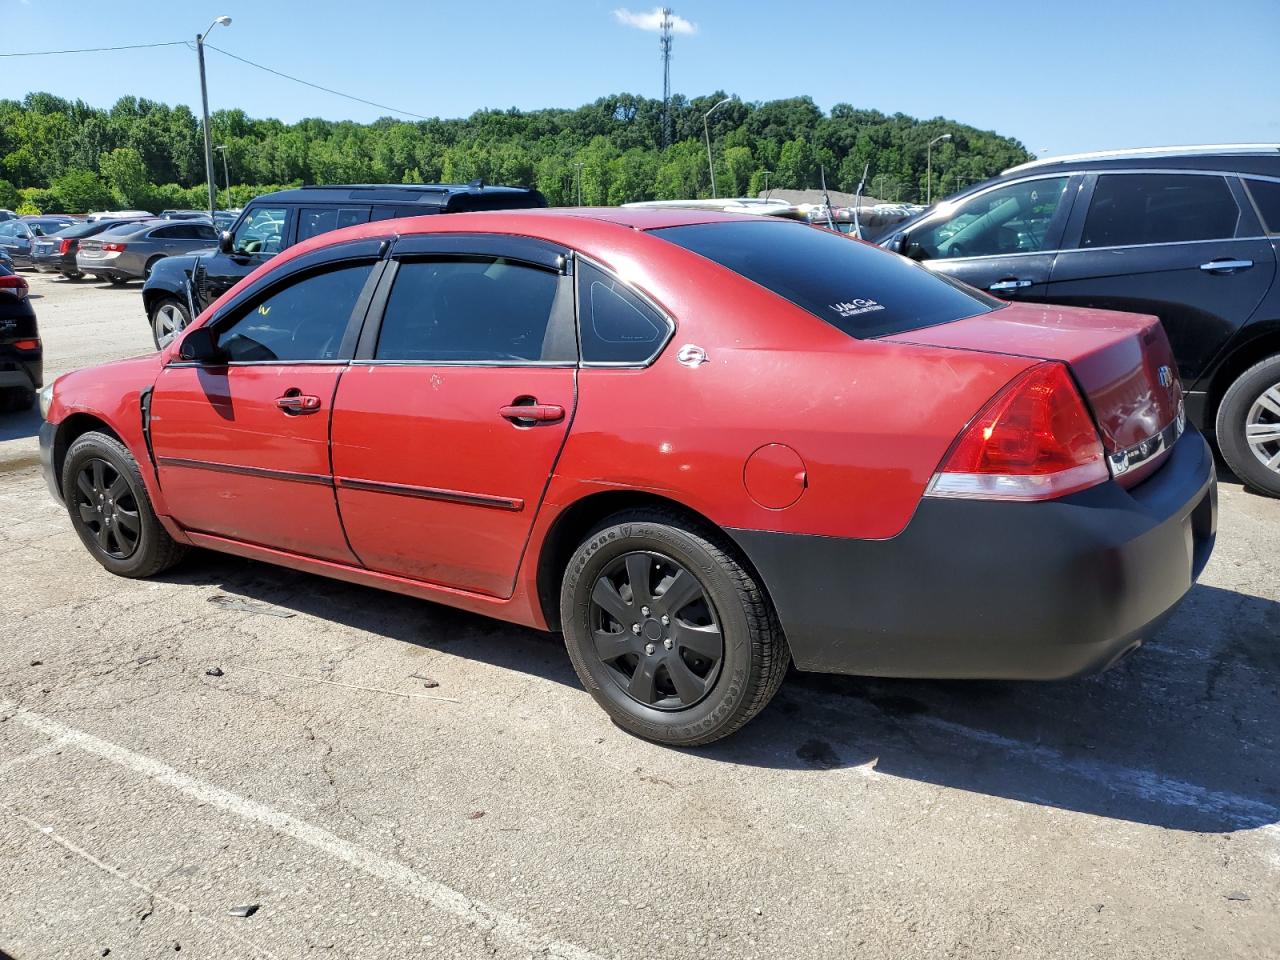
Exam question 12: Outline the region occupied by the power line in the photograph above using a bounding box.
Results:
[0,40,188,57]
[201,42,428,120]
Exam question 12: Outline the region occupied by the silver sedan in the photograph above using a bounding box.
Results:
[76,219,219,285]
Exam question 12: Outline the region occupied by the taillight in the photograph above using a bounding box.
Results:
[0,275,28,300]
[11,338,40,351]
[926,362,1108,502]
[101,242,127,252]
[59,238,73,255]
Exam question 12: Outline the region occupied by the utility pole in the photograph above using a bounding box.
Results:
[574,162,584,206]
[215,145,231,210]
[196,16,231,222]
[660,8,673,148]
[926,133,951,205]
[703,97,732,199]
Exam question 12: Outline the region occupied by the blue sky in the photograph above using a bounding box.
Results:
[2,0,1277,156]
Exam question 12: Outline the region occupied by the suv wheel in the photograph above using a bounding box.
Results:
[150,297,191,350]
[62,431,187,577]
[560,509,790,746]
[1216,353,1280,497]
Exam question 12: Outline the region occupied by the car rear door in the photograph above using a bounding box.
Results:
[1045,171,1276,386]
[297,206,371,245]
[149,240,384,561]
[329,234,578,597]
[901,174,1079,300]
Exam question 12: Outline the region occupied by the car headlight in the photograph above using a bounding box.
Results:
[38,383,54,420]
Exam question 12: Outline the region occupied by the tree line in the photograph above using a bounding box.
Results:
[0,91,1031,214]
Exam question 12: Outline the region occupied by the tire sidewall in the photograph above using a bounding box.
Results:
[62,433,164,577]
[561,516,754,744]
[1216,354,1280,496]
[150,297,190,350]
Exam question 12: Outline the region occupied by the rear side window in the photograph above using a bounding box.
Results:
[298,207,370,243]
[1244,179,1280,234]
[1080,174,1239,248]
[577,262,670,363]
[215,263,372,362]
[375,258,565,362]
[654,220,998,340]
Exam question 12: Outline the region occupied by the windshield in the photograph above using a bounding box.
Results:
[653,219,999,340]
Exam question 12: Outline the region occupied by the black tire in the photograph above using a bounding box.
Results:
[143,255,164,279]
[1216,353,1280,497]
[0,386,34,413]
[149,296,191,350]
[108,276,128,286]
[60,270,82,280]
[61,431,187,578]
[560,509,789,746]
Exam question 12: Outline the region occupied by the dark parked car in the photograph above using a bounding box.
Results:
[0,217,78,268]
[880,144,1280,495]
[0,263,41,412]
[41,210,1213,745]
[160,209,212,220]
[30,218,150,279]
[142,181,547,348]
[77,218,219,285]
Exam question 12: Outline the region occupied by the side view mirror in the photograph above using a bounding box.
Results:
[218,230,233,254]
[887,232,907,255]
[178,327,222,363]
[30,226,44,237]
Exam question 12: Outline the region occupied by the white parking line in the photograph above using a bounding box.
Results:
[0,701,605,960]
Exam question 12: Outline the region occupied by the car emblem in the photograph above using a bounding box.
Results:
[676,344,709,367]
[1157,365,1173,388]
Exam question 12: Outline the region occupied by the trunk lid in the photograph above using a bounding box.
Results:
[883,302,1183,457]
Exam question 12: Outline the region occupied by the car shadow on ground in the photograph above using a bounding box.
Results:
[160,551,1279,836]
[0,406,40,444]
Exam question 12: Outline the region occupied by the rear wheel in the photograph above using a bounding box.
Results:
[143,255,164,279]
[560,509,789,746]
[1216,354,1280,497]
[62,431,187,578]
[108,276,128,286]
[149,296,191,350]
[60,270,82,281]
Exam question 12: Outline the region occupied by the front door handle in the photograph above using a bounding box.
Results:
[499,400,565,424]
[988,278,1033,292]
[1199,259,1253,273]
[276,392,321,413]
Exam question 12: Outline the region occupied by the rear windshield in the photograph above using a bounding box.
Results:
[653,219,999,339]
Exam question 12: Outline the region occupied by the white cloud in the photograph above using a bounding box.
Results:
[614,7,697,34]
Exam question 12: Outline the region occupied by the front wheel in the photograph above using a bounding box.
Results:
[149,296,191,350]
[62,431,187,578]
[1216,354,1280,497]
[560,510,789,746]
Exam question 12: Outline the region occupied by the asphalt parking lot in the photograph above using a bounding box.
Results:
[1,272,1277,959]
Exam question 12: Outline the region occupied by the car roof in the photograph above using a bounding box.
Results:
[251,182,545,209]
[1004,143,1280,176]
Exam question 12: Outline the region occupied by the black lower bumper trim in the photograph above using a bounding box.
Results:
[728,427,1217,680]
[39,420,61,502]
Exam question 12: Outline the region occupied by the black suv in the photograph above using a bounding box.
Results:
[880,145,1280,496]
[142,181,547,351]
[0,264,40,412]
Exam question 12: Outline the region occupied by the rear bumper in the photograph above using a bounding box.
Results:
[728,427,1217,680]
[30,253,75,273]
[0,357,40,392]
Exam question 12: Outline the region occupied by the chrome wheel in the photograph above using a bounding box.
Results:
[72,457,141,560]
[153,303,187,348]
[589,551,724,710]
[1245,381,1280,473]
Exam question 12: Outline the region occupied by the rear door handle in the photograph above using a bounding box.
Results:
[988,278,1033,292]
[276,392,321,412]
[499,401,565,424]
[1199,259,1253,273]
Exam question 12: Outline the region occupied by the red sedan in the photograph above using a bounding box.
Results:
[39,209,1217,745]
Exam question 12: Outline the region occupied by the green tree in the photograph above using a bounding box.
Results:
[50,169,111,212]
[99,147,149,207]
[776,138,817,189]
[0,178,18,210]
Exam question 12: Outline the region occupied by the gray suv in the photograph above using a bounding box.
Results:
[76,219,219,285]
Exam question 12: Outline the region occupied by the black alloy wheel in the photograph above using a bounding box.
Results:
[590,551,724,710]
[72,457,142,559]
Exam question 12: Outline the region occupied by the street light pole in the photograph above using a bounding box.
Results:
[215,145,231,210]
[926,133,951,205]
[703,97,732,199]
[196,16,232,222]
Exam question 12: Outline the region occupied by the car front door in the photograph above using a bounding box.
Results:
[329,235,578,597]
[1045,171,1276,386]
[149,241,383,561]
[199,204,294,309]
[901,174,1078,300]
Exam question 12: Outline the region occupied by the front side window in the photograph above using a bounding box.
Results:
[232,206,289,256]
[215,263,372,362]
[1244,179,1280,235]
[577,261,670,363]
[656,219,998,340]
[298,207,370,243]
[375,257,563,362]
[1080,174,1239,248]
[906,177,1069,260]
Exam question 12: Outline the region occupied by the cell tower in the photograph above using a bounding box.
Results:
[660,7,674,148]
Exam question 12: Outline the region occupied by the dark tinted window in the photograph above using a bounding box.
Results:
[149,225,184,239]
[578,262,669,363]
[1080,174,1239,247]
[1245,179,1280,234]
[655,220,997,339]
[376,258,563,362]
[52,221,114,239]
[298,207,370,243]
[215,263,371,362]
